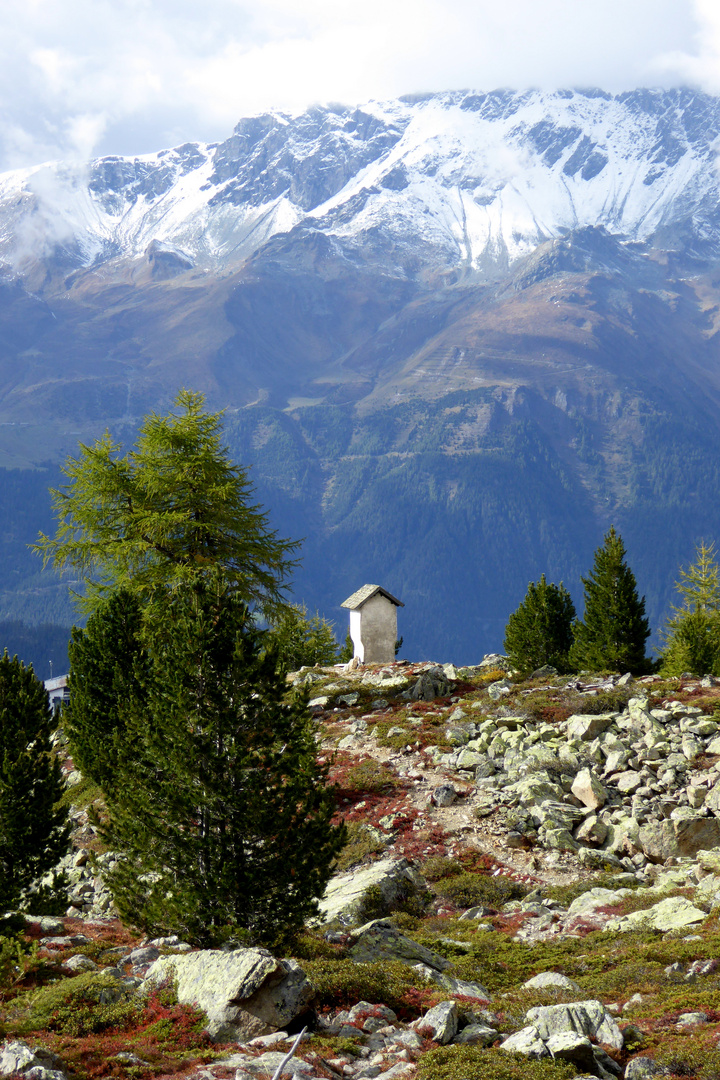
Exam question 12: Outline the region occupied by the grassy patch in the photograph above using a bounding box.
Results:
[58,774,103,811]
[334,822,387,871]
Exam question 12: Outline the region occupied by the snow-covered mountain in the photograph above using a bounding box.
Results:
[3,87,720,662]
[3,87,720,280]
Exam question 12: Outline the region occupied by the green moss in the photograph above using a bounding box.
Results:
[417,1046,576,1080]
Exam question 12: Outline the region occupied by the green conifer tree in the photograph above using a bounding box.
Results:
[35,390,300,625]
[0,652,70,912]
[268,603,340,671]
[97,583,345,948]
[569,526,651,673]
[503,574,576,673]
[64,589,146,797]
[660,541,720,676]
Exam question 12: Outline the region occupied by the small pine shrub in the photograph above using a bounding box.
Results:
[435,872,527,910]
[0,935,38,991]
[420,857,462,883]
[13,972,138,1036]
[302,958,427,1014]
[418,1046,576,1080]
[656,1042,720,1080]
[338,759,401,795]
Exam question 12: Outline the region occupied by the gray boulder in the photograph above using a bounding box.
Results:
[571,769,607,810]
[143,948,312,1042]
[410,668,451,701]
[544,1032,596,1071]
[0,1040,67,1079]
[412,1001,458,1044]
[523,972,582,993]
[348,920,450,971]
[638,816,720,862]
[318,857,428,925]
[566,714,615,740]
[453,1023,498,1045]
[625,1058,669,1080]
[525,1000,624,1050]
[499,1026,549,1058]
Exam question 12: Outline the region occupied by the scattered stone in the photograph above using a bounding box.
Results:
[412,1001,458,1044]
[606,895,707,933]
[571,768,607,810]
[523,972,582,993]
[430,784,457,807]
[348,920,450,971]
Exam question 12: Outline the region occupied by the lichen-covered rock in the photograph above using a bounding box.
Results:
[525,1000,624,1050]
[544,1031,596,1071]
[143,948,312,1042]
[605,895,707,933]
[499,1025,549,1058]
[566,887,633,918]
[348,919,450,970]
[318,857,428,925]
[0,1040,66,1079]
[523,972,582,993]
[412,1001,458,1044]
[638,817,720,862]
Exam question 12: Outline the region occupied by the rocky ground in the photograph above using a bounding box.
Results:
[4,656,720,1080]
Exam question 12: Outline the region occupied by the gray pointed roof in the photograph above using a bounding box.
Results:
[341,584,404,610]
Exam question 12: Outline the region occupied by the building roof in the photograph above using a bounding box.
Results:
[44,675,69,691]
[341,584,404,610]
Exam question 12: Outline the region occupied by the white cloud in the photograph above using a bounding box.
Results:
[649,0,720,91]
[0,0,710,172]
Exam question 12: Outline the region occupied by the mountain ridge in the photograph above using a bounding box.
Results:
[1,88,720,662]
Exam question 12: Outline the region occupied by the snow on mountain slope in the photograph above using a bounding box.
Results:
[1,88,720,279]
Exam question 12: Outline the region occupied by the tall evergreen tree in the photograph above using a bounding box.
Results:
[96,583,345,948]
[503,574,576,673]
[0,652,70,912]
[35,390,300,625]
[64,589,146,796]
[570,526,651,673]
[660,541,720,676]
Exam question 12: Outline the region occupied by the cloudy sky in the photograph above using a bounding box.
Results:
[0,0,718,172]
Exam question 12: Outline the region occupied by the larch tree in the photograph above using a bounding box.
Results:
[569,526,652,674]
[659,540,720,676]
[34,389,300,625]
[38,392,344,947]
